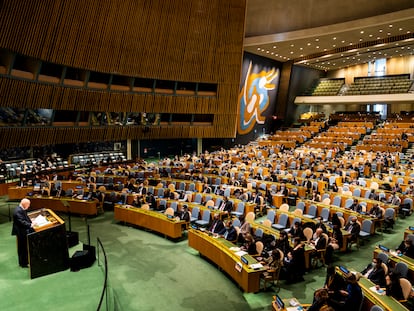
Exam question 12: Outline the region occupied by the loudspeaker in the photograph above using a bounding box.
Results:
[66,231,79,248]
[70,244,96,271]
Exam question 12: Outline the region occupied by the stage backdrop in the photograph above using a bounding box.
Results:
[234,53,281,145]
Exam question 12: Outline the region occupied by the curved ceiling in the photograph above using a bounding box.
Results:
[244,3,414,71]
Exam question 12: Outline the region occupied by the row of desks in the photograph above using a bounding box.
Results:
[114,204,186,239]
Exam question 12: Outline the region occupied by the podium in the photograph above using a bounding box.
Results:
[27,209,69,279]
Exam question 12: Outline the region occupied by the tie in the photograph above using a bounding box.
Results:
[211,221,217,232]
[220,202,225,211]
[224,231,228,239]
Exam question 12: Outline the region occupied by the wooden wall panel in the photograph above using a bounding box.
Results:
[0,0,246,145]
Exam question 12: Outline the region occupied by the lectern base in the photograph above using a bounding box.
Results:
[70,244,96,271]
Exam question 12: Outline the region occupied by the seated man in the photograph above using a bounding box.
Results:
[348,199,362,213]
[218,196,233,218]
[221,220,237,241]
[208,213,225,235]
[368,203,383,219]
[344,216,360,249]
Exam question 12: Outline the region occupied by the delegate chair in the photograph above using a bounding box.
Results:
[190,207,200,223]
[279,204,289,212]
[232,218,241,228]
[193,193,202,204]
[319,208,330,222]
[255,228,264,239]
[332,196,341,207]
[245,212,255,222]
[303,204,317,219]
[399,278,412,301]
[195,210,211,227]
[394,262,408,279]
[263,219,272,228]
[296,201,305,213]
[303,227,313,243]
[359,219,373,244]
[263,209,276,225]
[272,214,288,230]
[231,202,245,218]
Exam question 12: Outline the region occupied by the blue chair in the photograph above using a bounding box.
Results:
[231,202,245,218]
[333,196,341,207]
[157,188,164,198]
[272,214,289,230]
[359,219,372,243]
[255,227,264,239]
[264,209,276,224]
[170,201,178,213]
[296,201,305,213]
[188,183,196,192]
[352,188,361,197]
[190,207,200,222]
[303,204,317,219]
[232,218,241,228]
[394,262,408,278]
[195,209,211,227]
[320,208,330,222]
[193,193,202,204]
[345,198,354,209]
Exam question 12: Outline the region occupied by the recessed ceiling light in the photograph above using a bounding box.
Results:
[271,52,274,55]
[332,44,336,47]
[266,51,269,53]
[360,30,364,34]
[290,51,294,54]
[359,38,363,41]
[290,44,294,47]
[261,49,264,51]
[257,47,260,50]
[399,28,403,31]
[377,37,381,39]
[389,24,393,28]
[316,46,319,49]
[324,48,327,51]
[379,29,383,33]
[387,33,391,36]
[307,43,311,46]
[369,34,373,37]
[341,40,345,43]
[273,46,277,49]
[315,38,319,41]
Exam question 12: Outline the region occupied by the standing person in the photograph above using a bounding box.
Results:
[11,198,35,268]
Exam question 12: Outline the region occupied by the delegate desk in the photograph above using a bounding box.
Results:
[114,204,186,239]
[28,196,99,216]
[374,247,414,284]
[188,228,265,292]
[27,209,69,279]
[8,186,34,200]
[336,267,408,311]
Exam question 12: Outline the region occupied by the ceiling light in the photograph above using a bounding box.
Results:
[307,43,311,46]
[389,24,393,28]
[273,46,277,49]
[360,30,364,34]
[359,38,363,41]
[333,37,336,40]
[290,51,294,54]
[399,28,403,31]
[300,47,303,50]
[257,47,260,50]
[332,44,336,47]
[315,38,319,41]
[316,46,319,49]
[266,51,269,53]
[387,32,391,36]
[290,44,294,47]
[377,37,381,39]
[379,29,383,32]
[341,40,345,43]
[369,34,373,37]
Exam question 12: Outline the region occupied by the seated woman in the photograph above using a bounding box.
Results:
[361,258,386,287]
[385,272,404,301]
[282,237,305,284]
[396,238,414,259]
[240,233,258,255]
[325,225,343,264]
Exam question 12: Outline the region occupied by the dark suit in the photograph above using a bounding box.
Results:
[11,205,33,267]
[362,264,386,286]
[209,219,225,234]
[219,200,233,214]
[344,221,361,245]
[223,225,237,241]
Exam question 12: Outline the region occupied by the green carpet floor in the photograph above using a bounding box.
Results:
[0,196,412,311]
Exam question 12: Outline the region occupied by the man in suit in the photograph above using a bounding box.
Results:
[218,196,233,217]
[11,198,35,267]
[209,213,225,235]
[344,216,361,249]
[222,220,237,241]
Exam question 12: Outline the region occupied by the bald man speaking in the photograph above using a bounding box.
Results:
[11,198,35,267]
